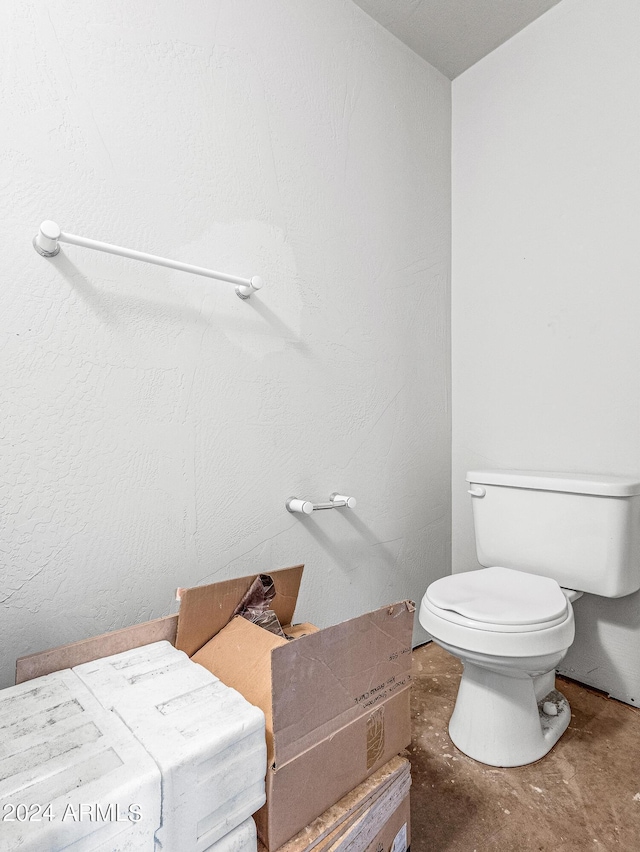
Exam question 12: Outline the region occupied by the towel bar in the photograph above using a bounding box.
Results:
[33,220,263,299]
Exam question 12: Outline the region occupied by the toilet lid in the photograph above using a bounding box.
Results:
[426,566,569,627]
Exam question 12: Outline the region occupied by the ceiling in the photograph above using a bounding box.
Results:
[351,0,564,79]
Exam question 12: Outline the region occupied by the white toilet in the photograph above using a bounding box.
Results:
[420,469,640,768]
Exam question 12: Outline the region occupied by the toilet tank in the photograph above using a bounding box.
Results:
[467,470,640,597]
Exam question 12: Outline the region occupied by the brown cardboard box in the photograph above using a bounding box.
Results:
[15,564,414,851]
[177,565,414,850]
[257,755,411,852]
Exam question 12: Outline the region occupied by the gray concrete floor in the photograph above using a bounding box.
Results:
[408,643,640,851]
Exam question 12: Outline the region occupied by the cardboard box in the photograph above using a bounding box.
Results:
[176,565,414,850]
[257,755,411,852]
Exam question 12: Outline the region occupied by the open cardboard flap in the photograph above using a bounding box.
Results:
[269,602,413,768]
[175,563,414,850]
[192,616,287,762]
[175,563,304,657]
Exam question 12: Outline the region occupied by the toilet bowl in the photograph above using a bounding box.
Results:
[419,566,576,767]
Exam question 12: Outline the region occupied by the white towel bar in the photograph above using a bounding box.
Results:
[33,220,264,299]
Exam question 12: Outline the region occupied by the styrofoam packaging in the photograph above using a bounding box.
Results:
[0,669,160,852]
[72,640,214,710]
[74,642,266,852]
[203,818,257,852]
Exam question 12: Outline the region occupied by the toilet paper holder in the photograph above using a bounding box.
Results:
[286,493,357,515]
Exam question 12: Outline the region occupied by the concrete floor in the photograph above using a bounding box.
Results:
[408,643,640,851]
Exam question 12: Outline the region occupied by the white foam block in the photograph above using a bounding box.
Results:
[202,817,257,852]
[74,642,265,851]
[0,669,160,852]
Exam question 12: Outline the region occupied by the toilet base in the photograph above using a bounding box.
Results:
[448,659,571,767]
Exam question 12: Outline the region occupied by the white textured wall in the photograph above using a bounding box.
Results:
[0,0,451,687]
[452,0,640,704]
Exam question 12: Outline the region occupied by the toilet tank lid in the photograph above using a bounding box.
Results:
[466,470,640,497]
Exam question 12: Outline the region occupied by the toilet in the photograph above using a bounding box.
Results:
[419,469,640,767]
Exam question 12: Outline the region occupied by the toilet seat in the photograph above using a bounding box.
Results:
[425,566,569,631]
[420,567,575,658]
